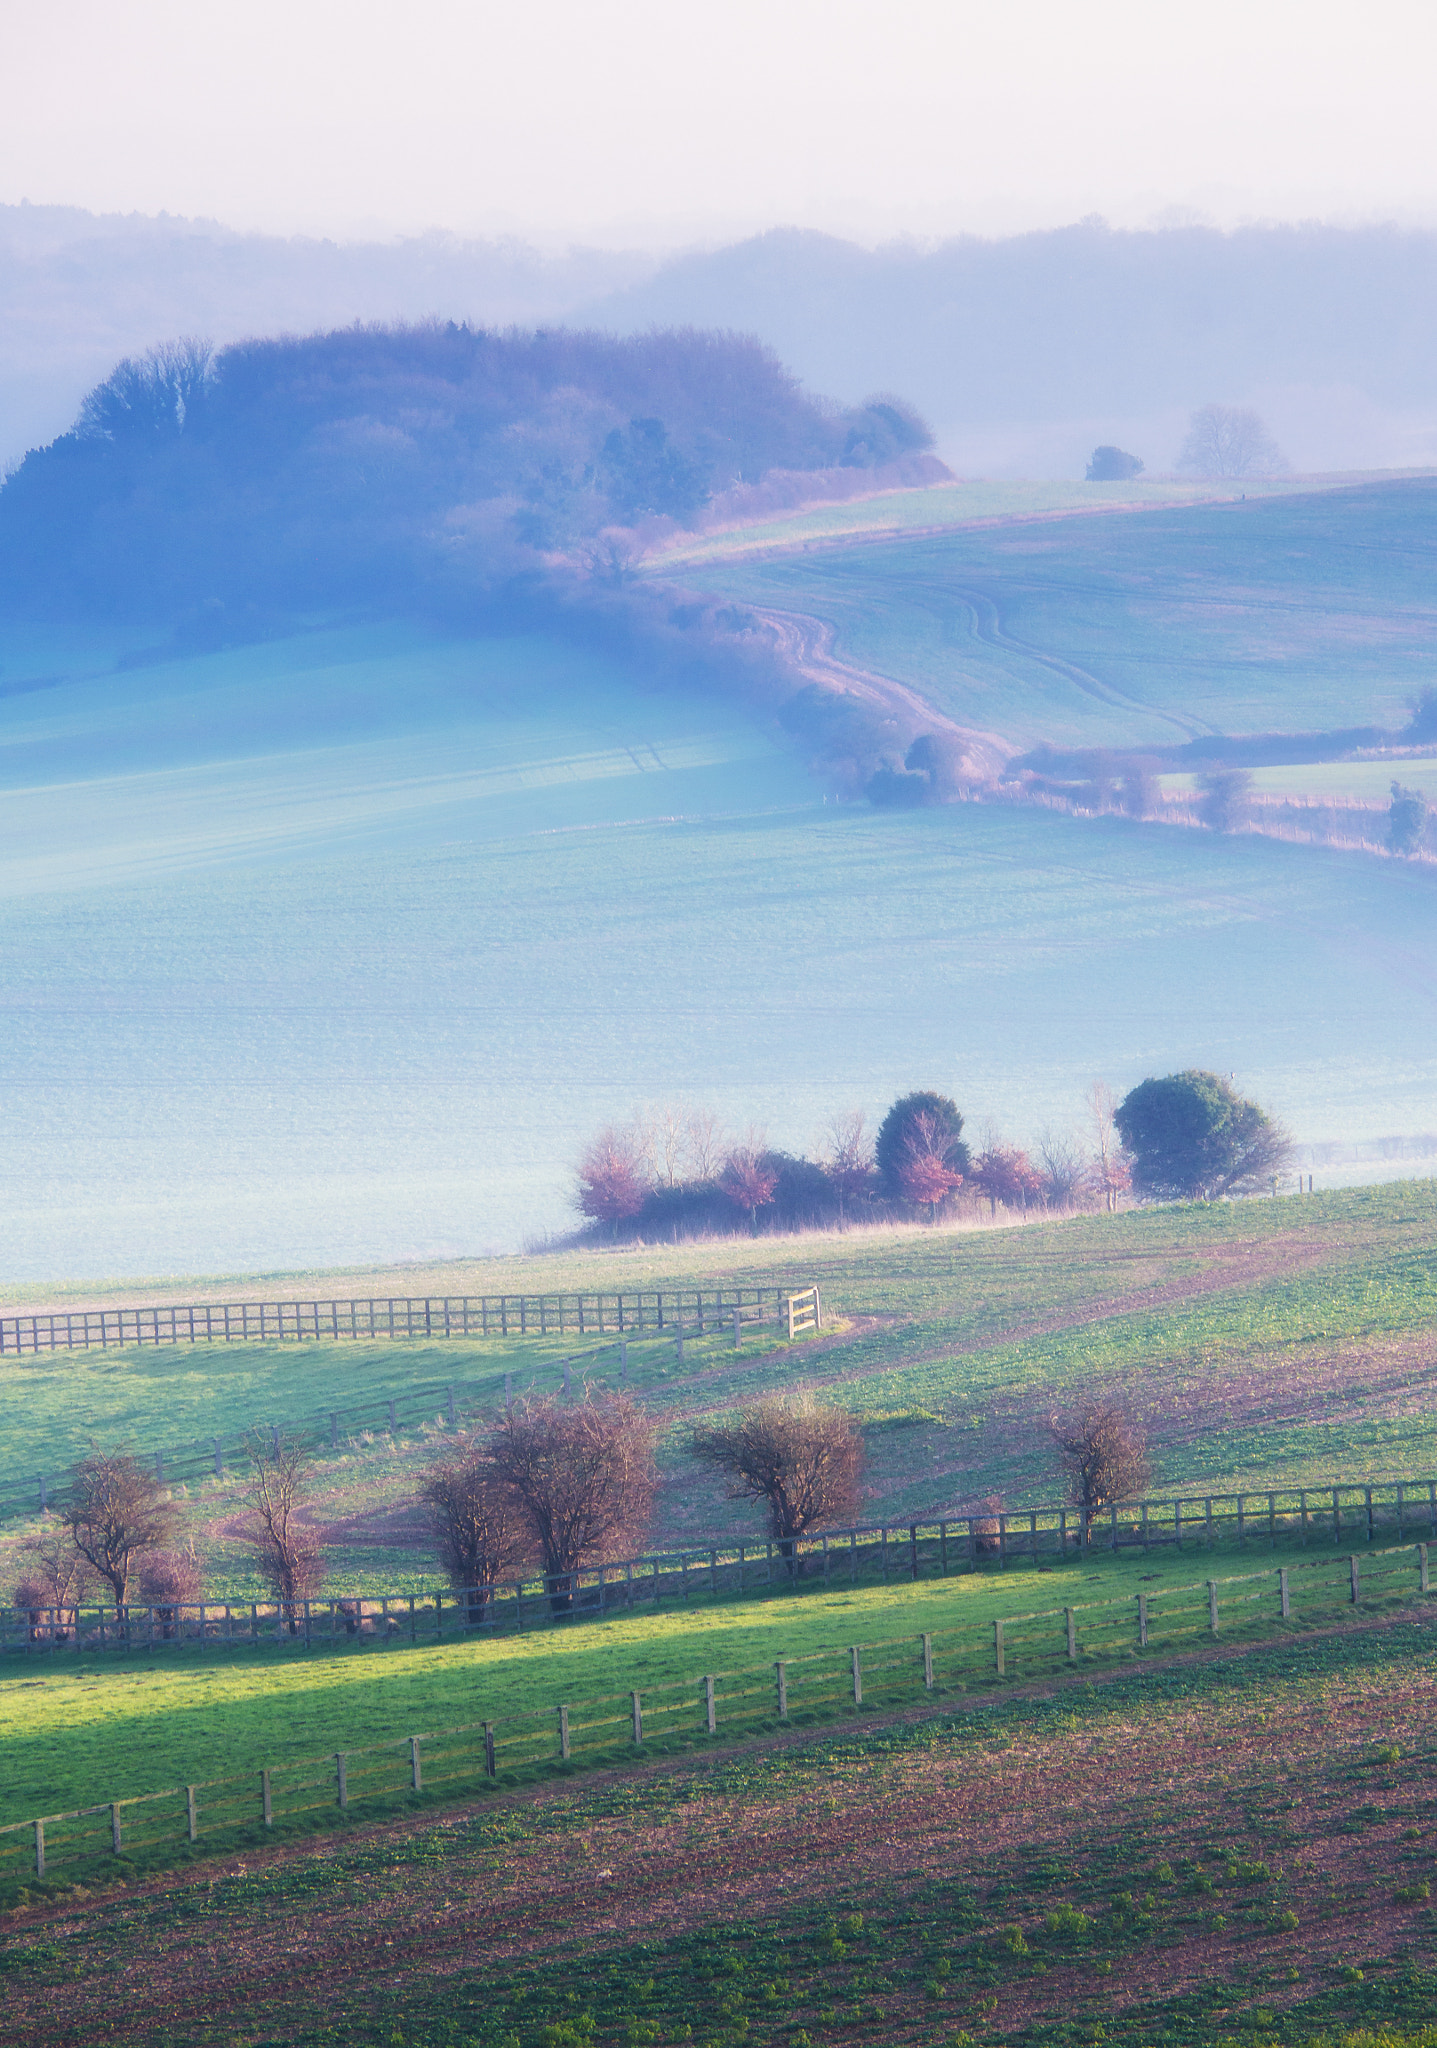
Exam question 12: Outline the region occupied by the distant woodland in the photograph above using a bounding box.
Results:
[0,322,933,621]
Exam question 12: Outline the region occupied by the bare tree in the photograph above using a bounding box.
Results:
[1050,1402,1151,1543]
[690,1395,865,1564]
[242,1431,324,1628]
[685,1107,728,1181]
[1085,1080,1131,1212]
[1176,404,1287,480]
[419,1440,532,1622]
[138,1548,203,1640]
[575,1124,650,1232]
[13,1523,95,1641]
[491,1395,657,1609]
[824,1109,876,1220]
[62,1449,174,1610]
[1036,1129,1087,1209]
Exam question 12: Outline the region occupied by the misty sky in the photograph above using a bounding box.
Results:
[5,0,1436,247]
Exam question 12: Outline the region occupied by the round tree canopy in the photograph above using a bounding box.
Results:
[1115,1070,1291,1201]
[875,1090,971,1195]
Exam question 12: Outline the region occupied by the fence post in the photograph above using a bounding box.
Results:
[922,1632,934,1690]
[631,1691,643,1745]
[187,1786,197,1841]
[1279,1567,1290,1619]
[1066,1608,1077,1661]
[813,1286,822,1328]
[1350,1554,1360,1605]
[33,1820,43,1877]
[851,1645,863,1706]
[558,1705,570,1761]
[776,1661,788,1720]
[261,1769,272,1828]
[410,1737,422,1791]
[111,1802,122,1853]
[447,1386,456,1426]
[994,1619,1005,1676]
[1237,1496,1245,1547]
[1421,1543,1430,1595]
[1208,1581,1219,1634]
[705,1674,716,1735]
[785,1295,796,1341]
[1205,1498,1213,1547]
[484,1724,496,1777]
[1138,1594,1147,1648]
[562,1361,571,1397]
[336,1755,348,1808]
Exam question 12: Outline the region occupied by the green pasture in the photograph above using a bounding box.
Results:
[2,1531,1425,1829]
[678,476,1437,749]
[8,1182,1436,1484]
[5,1185,1437,1603]
[649,472,1335,569]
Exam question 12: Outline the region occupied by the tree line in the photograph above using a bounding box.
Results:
[575,1072,1292,1242]
[12,1389,1149,1630]
[0,323,934,621]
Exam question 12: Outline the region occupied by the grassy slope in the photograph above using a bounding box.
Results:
[674,476,1437,751]
[7,1186,1437,1822]
[6,1623,1437,2047]
[648,473,1375,569]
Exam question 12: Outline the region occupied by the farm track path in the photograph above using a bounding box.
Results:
[3,1605,1435,2044]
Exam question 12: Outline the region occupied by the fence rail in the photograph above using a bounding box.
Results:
[7,1473,1436,1662]
[1,1289,816,1524]
[0,1285,814,1358]
[3,1540,1428,1890]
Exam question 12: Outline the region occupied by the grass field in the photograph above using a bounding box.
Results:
[676,476,1437,750]
[648,473,1368,569]
[4,1618,1437,2045]
[6,1184,1437,1614]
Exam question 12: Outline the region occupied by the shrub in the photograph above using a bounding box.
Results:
[690,1396,864,1557]
[1044,1903,1092,1938]
[492,1394,657,1608]
[419,1442,532,1622]
[61,1450,174,1608]
[1050,1401,1150,1540]
[137,1549,203,1639]
[1395,1881,1431,1904]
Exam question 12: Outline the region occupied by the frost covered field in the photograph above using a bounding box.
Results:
[1,617,1436,1281]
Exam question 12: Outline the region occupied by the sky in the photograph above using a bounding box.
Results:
[4,0,1437,248]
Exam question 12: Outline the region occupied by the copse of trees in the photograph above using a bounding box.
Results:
[874,1091,970,1197]
[0,322,935,620]
[1115,1070,1292,1201]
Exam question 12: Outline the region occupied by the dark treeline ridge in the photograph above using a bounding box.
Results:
[0,320,932,622]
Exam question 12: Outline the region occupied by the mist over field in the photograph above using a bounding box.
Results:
[3,205,1436,1280]
[7,204,1437,478]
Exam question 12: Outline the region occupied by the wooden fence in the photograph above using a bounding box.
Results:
[0,1285,809,1357]
[2,1540,1427,1890]
[0,1289,813,1523]
[6,1473,1436,1662]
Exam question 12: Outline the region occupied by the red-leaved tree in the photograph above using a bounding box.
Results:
[576,1125,650,1233]
[897,1111,963,1219]
[971,1142,1044,1213]
[721,1146,779,1233]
